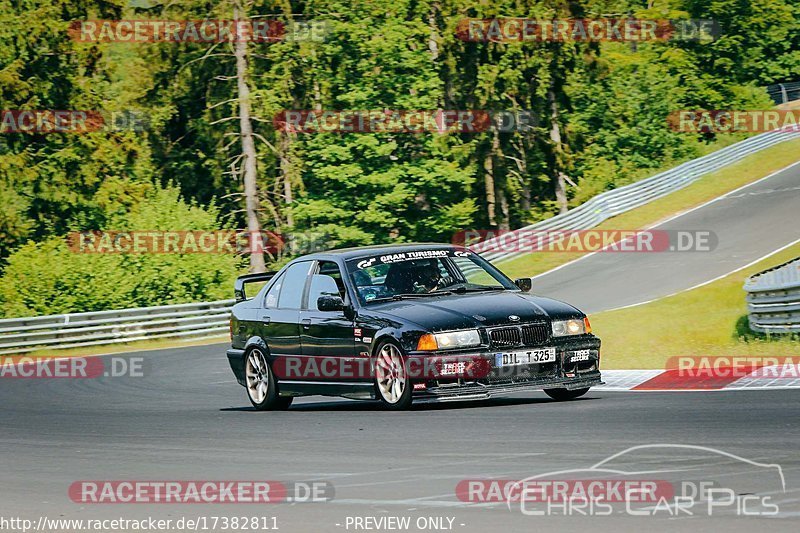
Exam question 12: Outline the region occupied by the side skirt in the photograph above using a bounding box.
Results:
[277,380,375,400]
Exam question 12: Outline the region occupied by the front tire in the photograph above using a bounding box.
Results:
[544,387,590,401]
[245,348,292,410]
[373,341,413,410]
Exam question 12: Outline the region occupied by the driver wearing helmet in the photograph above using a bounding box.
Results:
[384,259,443,295]
[412,260,442,292]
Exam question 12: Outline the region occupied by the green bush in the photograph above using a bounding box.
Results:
[0,186,243,318]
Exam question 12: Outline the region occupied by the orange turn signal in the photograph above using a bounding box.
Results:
[584,317,592,334]
[417,333,439,351]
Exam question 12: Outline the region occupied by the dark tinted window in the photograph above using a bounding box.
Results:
[277,261,312,309]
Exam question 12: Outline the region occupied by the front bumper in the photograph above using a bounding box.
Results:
[410,335,601,402]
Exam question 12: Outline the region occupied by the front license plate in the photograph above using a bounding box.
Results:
[495,347,556,367]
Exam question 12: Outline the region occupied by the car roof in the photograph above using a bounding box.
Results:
[296,243,467,262]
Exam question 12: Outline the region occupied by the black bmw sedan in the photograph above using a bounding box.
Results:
[226,244,601,410]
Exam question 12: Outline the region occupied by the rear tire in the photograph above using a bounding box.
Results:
[373,340,413,410]
[245,348,291,410]
[544,387,590,401]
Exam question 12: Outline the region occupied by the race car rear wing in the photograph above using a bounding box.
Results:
[234,271,277,302]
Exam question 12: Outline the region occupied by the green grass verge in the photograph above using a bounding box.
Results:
[499,137,800,280]
[590,243,800,370]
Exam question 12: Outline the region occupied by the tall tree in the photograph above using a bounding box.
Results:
[233,1,267,272]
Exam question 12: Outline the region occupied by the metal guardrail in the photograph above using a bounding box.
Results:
[767,81,800,105]
[744,258,800,334]
[475,127,800,264]
[0,300,234,355]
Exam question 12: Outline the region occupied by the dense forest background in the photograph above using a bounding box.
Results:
[0,0,797,317]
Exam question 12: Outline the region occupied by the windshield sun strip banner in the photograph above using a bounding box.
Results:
[350,249,472,269]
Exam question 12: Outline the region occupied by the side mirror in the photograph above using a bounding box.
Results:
[317,295,346,312]
[514,278,533,292]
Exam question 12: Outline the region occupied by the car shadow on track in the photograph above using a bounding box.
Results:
[220,396,598,412]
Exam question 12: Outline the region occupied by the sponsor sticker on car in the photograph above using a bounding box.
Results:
[353,249,470,269]
[441,361,468,375]
[495,347,556,367]
[570,349,591,362]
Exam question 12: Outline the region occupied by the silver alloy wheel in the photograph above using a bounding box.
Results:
[375,343,406,404]
[246,349,269,404]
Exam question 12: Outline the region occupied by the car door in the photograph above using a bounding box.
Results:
[259,261,313,361]
[298,260,359,379]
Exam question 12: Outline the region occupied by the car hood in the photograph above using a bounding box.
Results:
[361,291,582,331]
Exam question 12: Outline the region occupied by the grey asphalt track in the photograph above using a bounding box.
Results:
[522,161,800,313]
[1,345,799,532]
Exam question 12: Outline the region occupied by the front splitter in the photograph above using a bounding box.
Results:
[414,374,603,402]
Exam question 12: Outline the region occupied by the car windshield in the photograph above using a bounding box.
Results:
[346,249,517,304]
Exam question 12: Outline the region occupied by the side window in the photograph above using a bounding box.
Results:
[449,256,496,285]
[264,272,285,308]
[309,261,346,310]
[277,261,313,309]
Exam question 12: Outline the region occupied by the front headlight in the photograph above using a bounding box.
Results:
[417,329,481,350]
[552,317,591,337]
